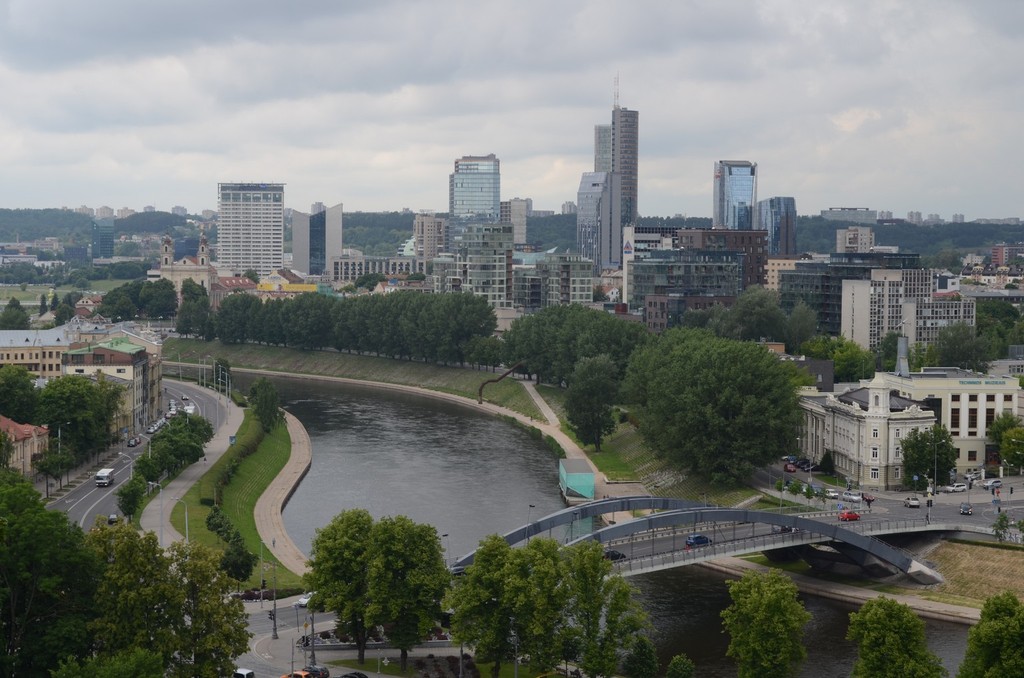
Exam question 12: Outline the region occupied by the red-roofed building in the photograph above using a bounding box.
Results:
[210,276,258,310]
[0,414,49,478]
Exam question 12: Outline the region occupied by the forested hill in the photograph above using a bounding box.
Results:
[0,208,93,242]
[796,216,1024,257]
[116,211,188,235]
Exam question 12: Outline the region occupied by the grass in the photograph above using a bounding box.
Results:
[0,279,129,304]
[170,413,305,589]
[164,338,543,421]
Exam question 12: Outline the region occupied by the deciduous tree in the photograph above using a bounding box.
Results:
[248,377,282,432]
[934,323,990,373]
[623,634,659,678]
[565,354,618,452]
[959,591,1024,677]
[846,597,945,678]
[720,569,810,678]
[0,364,37,425]
[666,654,696,678]
[901,425,958,493]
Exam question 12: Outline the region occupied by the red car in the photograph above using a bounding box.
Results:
[784,463,798,473]
[838,510,860,522]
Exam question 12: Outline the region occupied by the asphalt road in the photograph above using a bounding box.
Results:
[55,380,228,529]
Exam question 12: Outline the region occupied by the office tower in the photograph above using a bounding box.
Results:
[414,213,448,262]
[216,182,285,276]
[432,223,513,308]
[612,106,639,224]
[500,198,529,244]
[594,124,612,172]
[576,172,622,275]
[562,201,577,215]
[756,196,797,255]
[293,202,343,276]
[91,217,114,259]
[449,154,500,221]
[713,161,757,230]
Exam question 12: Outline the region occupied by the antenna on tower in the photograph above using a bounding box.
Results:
[613,73,620,109]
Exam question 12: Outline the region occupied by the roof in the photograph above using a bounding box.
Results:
[0,414,48,442]
[66,337,147,356]
[0,327,72,348]
[560,458,594,474]
[837,388,926,411]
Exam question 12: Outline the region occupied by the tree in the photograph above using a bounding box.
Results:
[785,300,817,354]
[666,654,696,678]
[0,298,30,330]
[38,293,48,316]
[0,478,101,675]
[934,323,990,373]
[1000,426,1024,469]
[564,355,618,452]
[249,377,283,432]
[52,647,165,678]
[623,329,802,484]
[901,425,958,493]
[959,591,1024,677]
[366,515,449,671]
[564,541,646,678]
[623,634,659,678]
[243,269,259,283]
[991,512,1011,542]
[0,431,12,468]
[220,536,258,587]
[720,569,810,678]
[503,538,570,673]
[306,509,375,663]
[115,474,146,521]
[37,375,117,464]
[988,411,1022,455]
[719,286,788,343]
[165,540,251,678]
[138,278,177,319]
[847,597,946,678]
[0,364,38,424]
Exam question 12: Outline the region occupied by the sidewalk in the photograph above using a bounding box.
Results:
[138,387,245,545]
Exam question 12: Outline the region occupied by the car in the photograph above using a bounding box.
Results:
[903,497,921,508]
[304,666,330,678]
[796,460,811,470]
[965,470,982,481]
[127,436,139,447]
[824,488,840,499]
[959,502,973,515]
[784,463,798,473]
[281,672,311,678]
[947,483,967,493]
[685,534,712,548]
[838,510,861,521]
[604,549,626,561]
[982,478,1003,490]
[781,455,797,464]
[841,491,863,503]
[296,591,315,607]
[339,673,369,678]
[806,464,822,473]
[107,513,119,525]
[181,394,189,400]
[146,424,158,434]
[771,525,799,534]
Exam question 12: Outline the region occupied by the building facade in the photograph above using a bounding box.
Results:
[512,252,593,312]
[63,337,153,436]
[612,106,639,225]
[0,415,49,479]
[293,202,344,276]
[91,217,114,259]
[449,154,500,221]
[713,161,757,230]
[821,207,878,225]
[413,213,448,263]
[499,198,529,244]
[329,249,424,284]
[0,327,71,377]
[151,235,216,298]
[627,249,741,311]
[675,228,768,291]
[216,182,285,276]
[432,224,513,308]
[577,172,622,275]
[836,226,876,254]
[756,196,797,255]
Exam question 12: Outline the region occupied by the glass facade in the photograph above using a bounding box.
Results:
[308,210,326,275]
[756,196,797,255]
[576,172,622,275]
[713,161,757,230]
[627,249,740,309]
[449,154,500,221]
[91,217,114,259]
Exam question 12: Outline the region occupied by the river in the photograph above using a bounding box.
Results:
[243,374,969,675]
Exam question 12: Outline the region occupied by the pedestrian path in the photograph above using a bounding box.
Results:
[254,411,312,575]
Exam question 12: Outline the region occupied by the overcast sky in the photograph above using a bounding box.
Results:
[1,1,1021,220]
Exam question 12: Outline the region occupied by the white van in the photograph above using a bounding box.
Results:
[95,468,115,487]
[232,670,255,678]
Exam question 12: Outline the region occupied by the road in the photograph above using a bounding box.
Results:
[54,379,229,529]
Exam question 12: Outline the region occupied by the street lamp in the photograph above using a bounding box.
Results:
[441,533,451,566]
[526,504,536,542]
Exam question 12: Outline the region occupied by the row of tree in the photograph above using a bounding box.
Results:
[0,474,249,676]
[96,277,178,321]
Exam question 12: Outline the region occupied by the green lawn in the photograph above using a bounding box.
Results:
[171,413,305,589]
[164,338,543,421]
[0,279,129,304]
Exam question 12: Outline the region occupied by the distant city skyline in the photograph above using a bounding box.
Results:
[0,2,1021,220]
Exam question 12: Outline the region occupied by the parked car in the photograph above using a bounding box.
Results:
[806,464,822,473]
[903,497,921,508]
[281,672,311,678]
[784,463,798,473]
[946,483,967,493]
[781,455,797,464]
[107,513,119,525]
[304,666,330,678]
[959,502,973,515]
[965,470,982,481]
[841,491,863,503]
[296,591,315,607]
[824,488,840,499]
[604,549,626,561]
[685,534,712,548]
[982,478,1003,490]
[181,394,189,400]
[127,437,140,447]
[838,510,861,522]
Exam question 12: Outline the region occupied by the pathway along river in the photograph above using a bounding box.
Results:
[246,374,969,675]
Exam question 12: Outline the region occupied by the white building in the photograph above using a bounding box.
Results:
[216,182,285,276]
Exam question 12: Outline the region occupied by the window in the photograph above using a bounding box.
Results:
[895,467,901,479]
[968,450,977,461]
[895,428,901,438]
[872,428,879,439]
[895,446,902,459]
[870,468,879,480]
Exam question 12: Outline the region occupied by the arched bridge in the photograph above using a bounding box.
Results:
[451,496,947,584]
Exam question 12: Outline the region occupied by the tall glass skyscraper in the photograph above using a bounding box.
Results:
[594,106,639,225]
[91,217,114,259]
[576,171,622,275]
[713,161,757,230]
[756,196,797,255]
[293,202,343,276]
[449,154,500,221]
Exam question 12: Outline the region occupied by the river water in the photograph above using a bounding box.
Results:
[246,374,968,675]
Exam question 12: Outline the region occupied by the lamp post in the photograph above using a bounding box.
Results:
[271,559,279,640]
[526,504,535,542]
[309,608,316,665]
[158,485,163,548]
[442,533,451,566]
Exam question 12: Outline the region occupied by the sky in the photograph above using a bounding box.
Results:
[0,1,1021,221]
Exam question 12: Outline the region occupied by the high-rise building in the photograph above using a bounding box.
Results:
[432,223,513,308]
[413,213,447,262]
[91,217,114,259]
[216,182,285,276]
[713,161,757,230]
[756,197,797,255]
[612,106,639,224]
[499,198,529,244]
[836,226,875,254]
[293,202,343,276]
[449,154,500,221]
[594,124,612,172]
[576,172,622,275]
